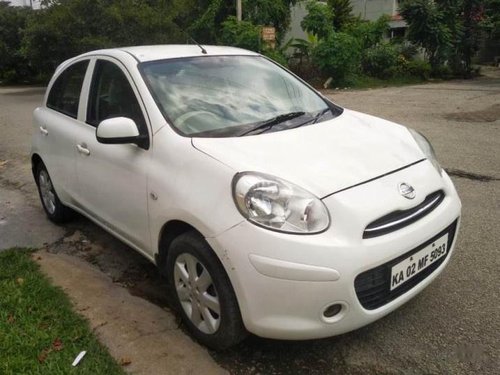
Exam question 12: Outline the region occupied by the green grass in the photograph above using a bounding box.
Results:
[0,249,125,375]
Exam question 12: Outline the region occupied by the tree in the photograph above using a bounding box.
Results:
[400,0,452,68]
[22,0,184,79]
[312,32,361,84]
[0,2,34,82]
[179,0,298,44]
[301,0,334,40]
[220,16,261,51]
[481,0,500,39]
[342,15,390,49]
[327,0,354,31]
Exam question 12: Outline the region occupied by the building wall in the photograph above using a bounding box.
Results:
[351,0,398,21]
[6,0,41,9]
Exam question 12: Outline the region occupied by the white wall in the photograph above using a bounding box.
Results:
[6,0,42,9]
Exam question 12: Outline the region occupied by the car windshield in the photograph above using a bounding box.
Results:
[140,55,338,137]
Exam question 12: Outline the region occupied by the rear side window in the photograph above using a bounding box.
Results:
[87,60,147,134]
[47,60,89,119]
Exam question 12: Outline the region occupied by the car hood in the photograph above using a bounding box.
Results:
[192,109,425,197]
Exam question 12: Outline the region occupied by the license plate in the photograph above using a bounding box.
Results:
[390,233,449,290]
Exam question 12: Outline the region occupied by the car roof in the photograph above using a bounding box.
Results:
[80,45,259,63]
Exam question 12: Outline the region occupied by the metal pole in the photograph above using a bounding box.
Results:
[236,0,242,21]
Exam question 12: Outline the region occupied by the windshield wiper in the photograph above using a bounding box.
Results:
[238,111,306,136]
[284,107,332,131]
[312,107,331,124]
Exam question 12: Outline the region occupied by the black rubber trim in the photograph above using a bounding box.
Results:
[363,190,445,238]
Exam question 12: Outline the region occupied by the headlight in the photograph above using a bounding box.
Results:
[232,172,330,234]
[408,128,442,175]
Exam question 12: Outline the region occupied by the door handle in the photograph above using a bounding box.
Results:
[39,126,48,136]
[76,144,90,156]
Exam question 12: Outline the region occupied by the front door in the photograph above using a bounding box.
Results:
[73,58,151,253]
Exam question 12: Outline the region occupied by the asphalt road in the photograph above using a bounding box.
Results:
[0,70,499,374]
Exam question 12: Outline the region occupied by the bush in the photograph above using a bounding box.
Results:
[301,1,334,40]
[431,64,453,79]
[362,43,399,78]
[342,15,390,49]
[219,16,261,51]
[405,59,432,79]
[311,32,361,85]
[395,42,419,60]
[262,49,289,67]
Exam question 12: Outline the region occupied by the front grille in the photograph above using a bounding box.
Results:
[363,190,445,239]
[355,219,458,310]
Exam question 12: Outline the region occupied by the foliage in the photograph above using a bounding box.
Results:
[301,1,334,40]
[362,43,400,78]
[243,0,298,42]
[405,59,432,79]
[0,249,124,374]
[327,0,354,31]
[220,16,261,51]
[400,0,451,70]
[262,48,289,67]
[342,15,390,49]
[181,0,229,44]
[401,0,485,75]
[458,0,484,74]
[311,32,361,85]
[21,0,183,80]
[182,0,297,44]
[0,3,34,83]
[481,0,500,39]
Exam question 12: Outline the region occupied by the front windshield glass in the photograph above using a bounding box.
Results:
[141,55,337,137]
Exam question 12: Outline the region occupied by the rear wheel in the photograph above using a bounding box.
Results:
[165,231,247,350]
[35,162,73,223]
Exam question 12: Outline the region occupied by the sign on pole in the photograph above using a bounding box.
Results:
[262,27,276,49]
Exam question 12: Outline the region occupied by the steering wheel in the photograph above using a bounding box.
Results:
[175,110,221,133]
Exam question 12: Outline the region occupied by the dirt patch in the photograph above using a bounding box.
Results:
[43,221,172,310]
[444,103,500,122]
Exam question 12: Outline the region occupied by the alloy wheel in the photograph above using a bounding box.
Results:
[174,253,221,334]
[39,169,56,215]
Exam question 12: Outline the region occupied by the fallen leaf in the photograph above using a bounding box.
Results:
[0,160,8,168]
[120,357,132,366]
[52,338,64,351]
[7,314,15,324]
[16,277,24,285]
[38,348,51,363]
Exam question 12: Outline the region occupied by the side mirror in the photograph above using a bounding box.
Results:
[96,117,148,148]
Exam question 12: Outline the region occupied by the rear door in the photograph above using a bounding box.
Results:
[33,59,90,203]
[72,57,152,252]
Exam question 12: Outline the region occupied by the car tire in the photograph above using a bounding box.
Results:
[35,162,74,223]
[165,230,247,350]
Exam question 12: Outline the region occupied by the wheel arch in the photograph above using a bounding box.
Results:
[31,153,44,179]
[156,220,202,275]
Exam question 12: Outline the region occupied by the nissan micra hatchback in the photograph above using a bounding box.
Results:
[32,45,461,349]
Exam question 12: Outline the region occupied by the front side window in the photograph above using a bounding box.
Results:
[87,60,147,134]
[47,60,89,118]
[141,56,340,137]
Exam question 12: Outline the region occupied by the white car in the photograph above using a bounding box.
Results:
[32,45,461,350]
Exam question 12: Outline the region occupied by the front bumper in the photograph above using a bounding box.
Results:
[207,161,462,340]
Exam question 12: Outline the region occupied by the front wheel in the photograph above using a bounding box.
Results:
[165,231,247,350]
